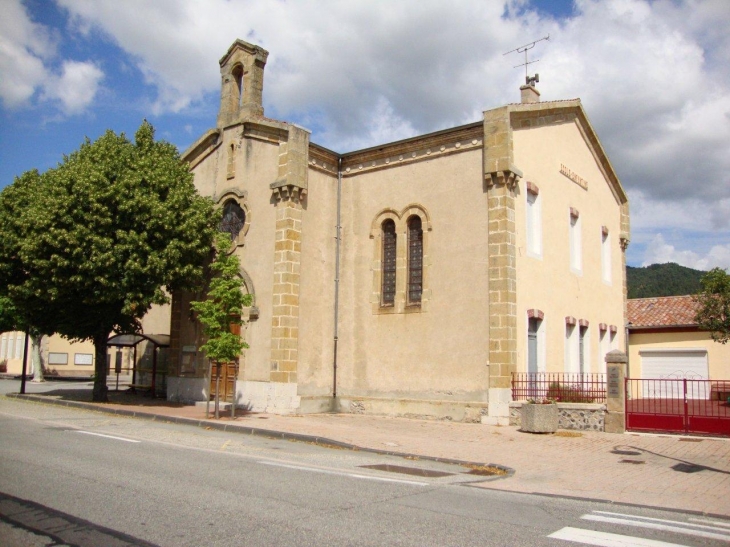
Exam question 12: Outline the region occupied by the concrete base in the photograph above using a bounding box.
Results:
[237,381,301,414]
[487,387,511,418]
[604,411,626,434]
[167,376,207,404]
[298,395,335,414]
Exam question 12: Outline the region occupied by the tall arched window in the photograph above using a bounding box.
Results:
[227,143,236,179]
[220,199,245,241]
[381,219,396,306]
[407,215,423,305]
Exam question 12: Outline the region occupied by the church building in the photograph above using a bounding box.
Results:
[167,39,630,424]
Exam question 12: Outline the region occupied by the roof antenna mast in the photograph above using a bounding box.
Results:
[503,35,550,86]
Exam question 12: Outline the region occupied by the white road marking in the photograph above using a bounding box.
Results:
[688,517,730,529]
[582,513,730,542]
[549,527,689,546]
[74,431,140,443]
[258,461,428,486]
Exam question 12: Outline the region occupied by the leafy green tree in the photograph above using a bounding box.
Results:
[694,267,730,344]
[0,121,218,401]
[190,232,252,382]
[0,296,20,334]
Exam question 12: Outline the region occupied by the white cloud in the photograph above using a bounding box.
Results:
[53,0,729,240]
[0,0,56,107]
[0,0,102,114]
[42,60,104,114]
[643,233,730,270]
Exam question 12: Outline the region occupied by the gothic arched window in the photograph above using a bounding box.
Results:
[220,199,245,241]
[381,219,397,306]
[407,216,423,305]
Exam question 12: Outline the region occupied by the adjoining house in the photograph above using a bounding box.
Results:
[0,305,170,382]
[168,39,629,424]
[628,295,730,382]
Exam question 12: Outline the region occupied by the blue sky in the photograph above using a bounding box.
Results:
[1,0,729,270]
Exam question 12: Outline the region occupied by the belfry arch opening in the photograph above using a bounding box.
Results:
[231,64,244,109]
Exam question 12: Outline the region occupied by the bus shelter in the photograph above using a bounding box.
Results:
[107,333,170,396]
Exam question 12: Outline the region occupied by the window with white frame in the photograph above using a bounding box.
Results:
[564,317,579,373]
[74,353,94,366]
[569,209,582,273]
[579,321,590,373]
[1,336,6,359]
[6,336,14,361]
[609,326,618,350]
[526,182,542,258]
[601,226,611,284]
[15,334,23,359]
[48,353,68,365]
[598,325,609,374]
[527,310,546,374]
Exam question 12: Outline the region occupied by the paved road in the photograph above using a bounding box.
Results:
[1,396,729,546]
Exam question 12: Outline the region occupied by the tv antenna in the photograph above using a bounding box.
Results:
[503,35,549,86]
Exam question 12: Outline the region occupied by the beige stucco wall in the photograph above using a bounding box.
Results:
[514,119,625,375]
[296,167,338,398]
[629,330,730,380]
[181,128,281,383]
[336,148,491,404]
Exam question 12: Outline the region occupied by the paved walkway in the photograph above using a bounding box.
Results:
[5,385,730,518]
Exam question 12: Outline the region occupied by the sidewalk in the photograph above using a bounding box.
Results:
[6,387,730,518]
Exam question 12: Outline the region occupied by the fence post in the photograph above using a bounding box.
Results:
[605,350,628,433]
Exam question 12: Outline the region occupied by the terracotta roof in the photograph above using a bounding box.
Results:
[627,295,698,329]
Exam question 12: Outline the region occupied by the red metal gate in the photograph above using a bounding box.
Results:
[625,378,730,436]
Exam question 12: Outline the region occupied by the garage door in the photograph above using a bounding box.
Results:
[639,349,709,399]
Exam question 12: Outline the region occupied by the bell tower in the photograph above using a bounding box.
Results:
[217,39,269,127]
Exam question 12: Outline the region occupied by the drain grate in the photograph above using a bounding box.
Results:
[359,464,454,478]
[619,459,645,464]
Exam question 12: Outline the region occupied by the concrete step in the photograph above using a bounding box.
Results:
[194,400,232,411]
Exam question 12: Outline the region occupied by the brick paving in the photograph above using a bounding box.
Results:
[7,388,730,517]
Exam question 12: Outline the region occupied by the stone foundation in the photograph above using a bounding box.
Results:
[237,380,301,413]
[336,396,489,423]
[510,401,605,431]
[167,376,207,404]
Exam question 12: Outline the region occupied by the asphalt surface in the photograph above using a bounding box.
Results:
[1,393,729,546]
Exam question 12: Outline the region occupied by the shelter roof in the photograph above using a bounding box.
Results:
[627,296,698,329]
[107,333,170,348]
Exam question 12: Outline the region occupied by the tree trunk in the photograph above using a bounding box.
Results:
[31,333,44,382]
[93,331,110,402]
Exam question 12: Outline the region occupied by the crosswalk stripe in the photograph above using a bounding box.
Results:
[581,514,730,542]
[593,511,730,533]
[548,527,690,547]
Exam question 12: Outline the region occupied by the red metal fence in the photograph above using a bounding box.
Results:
[625,378,730,436]
[511,372,606,403]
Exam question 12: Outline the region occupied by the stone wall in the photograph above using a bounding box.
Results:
[509,401,605,431]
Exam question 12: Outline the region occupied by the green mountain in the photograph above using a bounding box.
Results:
[626,262,705,299]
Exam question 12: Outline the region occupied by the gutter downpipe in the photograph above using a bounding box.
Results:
[332,157,342,400]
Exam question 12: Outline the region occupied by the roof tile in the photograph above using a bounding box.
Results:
[627,295,698,328]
